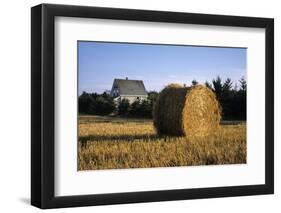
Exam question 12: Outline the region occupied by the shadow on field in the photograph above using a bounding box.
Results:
[79,134,177,144]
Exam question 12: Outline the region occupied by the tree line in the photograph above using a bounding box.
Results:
[204,76,246,120]
[78,91,157,118]
[79,76,246,120]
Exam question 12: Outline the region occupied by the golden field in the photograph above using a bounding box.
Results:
[78,115,246,170]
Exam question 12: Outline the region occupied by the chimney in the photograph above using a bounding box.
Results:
[126,77,128,80]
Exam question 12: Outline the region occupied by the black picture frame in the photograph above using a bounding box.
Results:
[31,3,274,209]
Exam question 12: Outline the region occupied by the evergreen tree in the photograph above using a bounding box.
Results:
[212,76,223,101]
[222,78,233,93]
[205,81,213,90]
[239,76,247,91]
[191,79,198,86]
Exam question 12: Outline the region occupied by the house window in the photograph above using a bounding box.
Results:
[113,88,119,97]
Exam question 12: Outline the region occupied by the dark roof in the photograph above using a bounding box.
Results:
[112,79,147,96]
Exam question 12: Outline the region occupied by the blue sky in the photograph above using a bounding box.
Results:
[78,41,246,94]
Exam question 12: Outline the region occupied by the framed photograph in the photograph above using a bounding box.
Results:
[31,4,274,209]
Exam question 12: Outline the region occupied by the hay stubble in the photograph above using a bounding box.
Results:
[78,116,246,170]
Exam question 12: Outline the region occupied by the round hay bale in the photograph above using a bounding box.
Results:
[153,84,221,139]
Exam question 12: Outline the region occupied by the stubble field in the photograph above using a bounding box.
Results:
[78,115,246,170]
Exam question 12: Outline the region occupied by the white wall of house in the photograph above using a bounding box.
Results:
[114,95,148,104]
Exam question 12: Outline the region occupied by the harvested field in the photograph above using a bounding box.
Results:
[78,116,246,170]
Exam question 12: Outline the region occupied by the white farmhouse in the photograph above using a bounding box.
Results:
[110,78,148,103]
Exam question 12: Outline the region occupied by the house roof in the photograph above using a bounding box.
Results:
[112,79,147,96]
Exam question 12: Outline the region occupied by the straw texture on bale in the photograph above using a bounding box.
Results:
[153,84,221,139]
